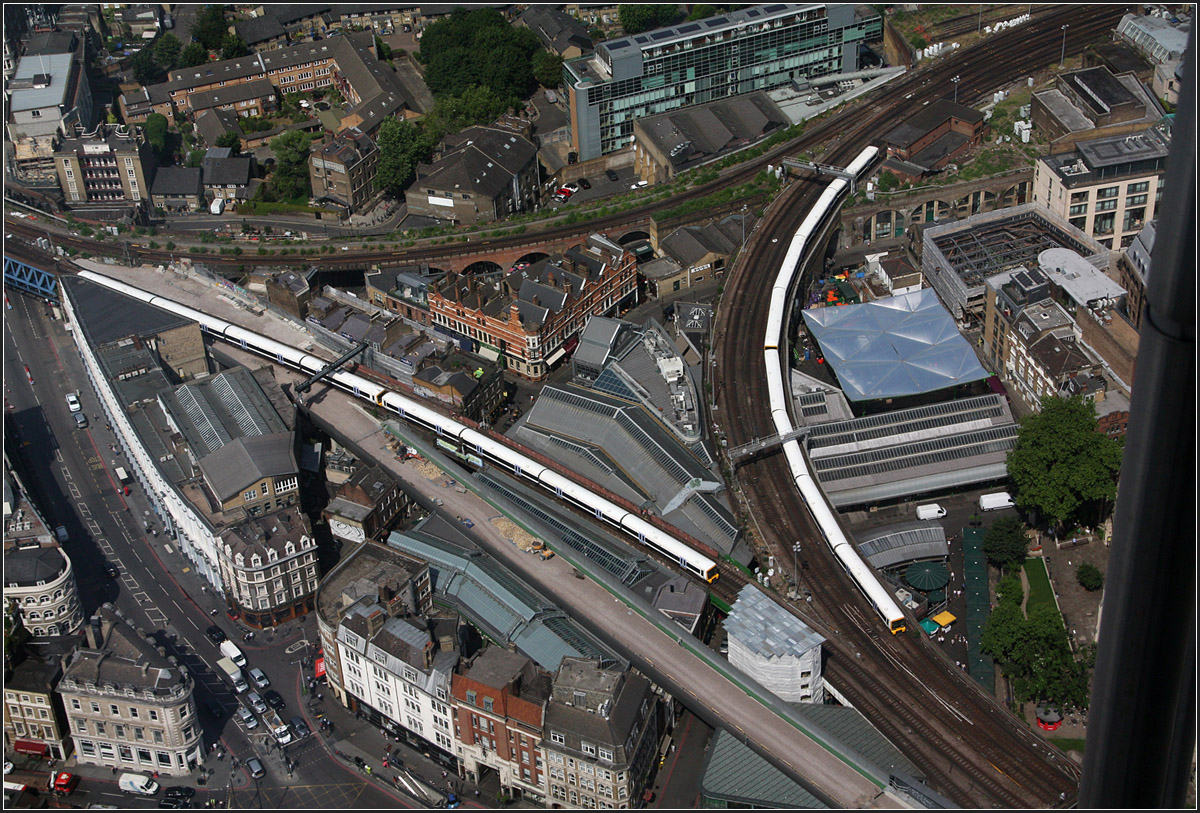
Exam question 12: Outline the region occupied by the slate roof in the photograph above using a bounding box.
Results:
[203,156,255,187]
[421,127,537,199]
[62,611,185,695]
[235,14,288,46]
[188,78,276,113]
[883,99,985,150]
[198,433,298,503]
[150,166,202,197]
[661,224,735,266]
[518,6,593,54]
[4,545,68,586]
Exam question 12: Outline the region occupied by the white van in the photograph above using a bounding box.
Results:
[210,197,225,215]
[118,773,160,795]
[219,640,246,667]
[979,492,1015,511]
[916,504,947,520]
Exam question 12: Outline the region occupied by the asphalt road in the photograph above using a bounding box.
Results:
[1,290,417,808]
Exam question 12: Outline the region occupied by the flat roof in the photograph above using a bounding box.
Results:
[9,53,74,112]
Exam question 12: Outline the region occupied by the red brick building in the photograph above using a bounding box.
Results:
[428,234,638,380]
[451,648,551,804]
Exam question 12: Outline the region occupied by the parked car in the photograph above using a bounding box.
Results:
[246,757,265,779]
[65,392,81,413]
[605,169,619,182]
[567,151,578,164]
[157,796,191,809]
[563,182,579,193]
[163,787,195,800]
[237,706,258,729]
[263,690,285,711]
[205,626,226,645]
[248,667,270,689]
[630,179,649,190]
[577,177,591,189]
[246,692,267,714]
[103,561,119,579]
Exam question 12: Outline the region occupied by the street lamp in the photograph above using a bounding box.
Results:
[1060,24,1069,69]
[792,541,802,579]
[740,204,748,254]
[951,75,961,105]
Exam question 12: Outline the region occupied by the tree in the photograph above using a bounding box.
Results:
[687,5,720,22]
[194,5,229,51]
[1007,395,1124,532]
[374,35,392,61]
[418,8,538,104]
[185,148,207,168]
[1076,562,1104,592]
[428,84,511,131]
[376,117,437,197]
[221,33,249,60]
[180,41,209,68]
[618,5,679,35]
[982,516,1029,570]
[143,113,170,160]
[215,132,242,154]
[269,130,313,201]
[532,50,564,89]
[130,47,164,84]
[153,32,183,71]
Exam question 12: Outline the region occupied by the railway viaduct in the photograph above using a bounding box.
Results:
[840,167,1034,248]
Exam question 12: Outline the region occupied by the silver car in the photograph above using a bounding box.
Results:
[237,706,258,729]
[246,692,267,714]
[249,667,270,689]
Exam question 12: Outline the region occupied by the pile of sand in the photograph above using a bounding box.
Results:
[491,517,541,552]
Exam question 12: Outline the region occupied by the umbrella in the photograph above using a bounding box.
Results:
[906,561,949,591]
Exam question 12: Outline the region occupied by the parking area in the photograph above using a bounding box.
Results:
[546,167,640,208]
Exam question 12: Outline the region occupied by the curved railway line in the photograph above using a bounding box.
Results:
[3,7,1127,806]
[714,7,1122,808]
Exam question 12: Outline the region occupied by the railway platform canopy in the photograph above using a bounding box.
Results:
[803,394,1018,508]
[800,288,988,402]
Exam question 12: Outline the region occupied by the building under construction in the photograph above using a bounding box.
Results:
[920,203,1105,321]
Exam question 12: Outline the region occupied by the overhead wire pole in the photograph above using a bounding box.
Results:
[1078,29,1195,810]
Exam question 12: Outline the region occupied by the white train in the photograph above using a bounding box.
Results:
[762,146,908,635]
[74,270,719,583]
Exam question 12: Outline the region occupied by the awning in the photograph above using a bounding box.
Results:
[13,739,48,756]
[931,610,957,627]
[314,657,326,678]
[476,345,500,362]
[906,561,949,591]
[545,347,567,366]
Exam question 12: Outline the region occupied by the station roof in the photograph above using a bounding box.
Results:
[801,288,989,402]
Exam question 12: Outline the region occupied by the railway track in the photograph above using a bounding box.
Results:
[714,6,1123,807]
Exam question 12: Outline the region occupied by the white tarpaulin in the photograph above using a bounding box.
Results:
[801,288,988,402]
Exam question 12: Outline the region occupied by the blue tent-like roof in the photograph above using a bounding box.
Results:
[801,289,989,401]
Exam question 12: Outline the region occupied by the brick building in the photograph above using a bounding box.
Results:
[217,505,319,628]
[309,127,379,213]
[881,99,989,178]
[323,463,409,545]
[55,125,155,207]
[428,235,638,379]
[451,648,551,804]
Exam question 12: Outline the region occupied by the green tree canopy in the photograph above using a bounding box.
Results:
[427,84,512,132]
[375,117,437,197]
[532,50,564,88]
[982,516,1029,570]
[130,47,165,84]
[269,130,313,201]
[618,5,679,35]
[153,32,183,71]
[1076,562,1104,592]
[1007,396,1123,531]
[194,5,230,51]
[686,5,720,22]
[179,42,209,68]
[418,8,539,104]
[221,33,249,60]
[214,131,242,154]
[143,113,170,159]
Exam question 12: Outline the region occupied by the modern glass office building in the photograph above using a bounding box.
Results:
[564,4,882,161]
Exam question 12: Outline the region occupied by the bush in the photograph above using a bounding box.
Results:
[1076,562,1104,592]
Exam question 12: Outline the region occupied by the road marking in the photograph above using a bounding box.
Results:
[55,449,63,463]
[61,467,72,479]
[162,544,174,554]
[68,484,80,498]
[77,502,90,515]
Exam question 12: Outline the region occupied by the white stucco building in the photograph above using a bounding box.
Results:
[725,584,825,704]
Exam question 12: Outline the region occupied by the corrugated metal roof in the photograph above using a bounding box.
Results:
[700,727,829,808]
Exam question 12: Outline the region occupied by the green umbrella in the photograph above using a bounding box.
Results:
[906,561,949,591]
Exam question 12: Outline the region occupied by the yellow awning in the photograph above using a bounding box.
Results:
[932,611,957,627]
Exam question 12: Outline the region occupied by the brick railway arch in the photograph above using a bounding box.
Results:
[510,251,550,270]
[462,259,505,277]
[617,229,651,245]
[953,189,997,218]
[996,180,1032,208]
[861,209,909,243]
[910,199,954,225]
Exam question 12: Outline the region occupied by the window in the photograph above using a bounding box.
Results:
[1097,186,1119,199]
[31,109,42,118]
[581,742,597,756]
[1069,191,1089,203]
[598,747,613,761]
[483,697,494,713]
[1068,203,1088,216]
[149,710,158,721]
[243,489,258,501]
[1127,181,1149,194]
[466,690,476,706]
[1094,199,1117,212]
[551,731,566,745]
